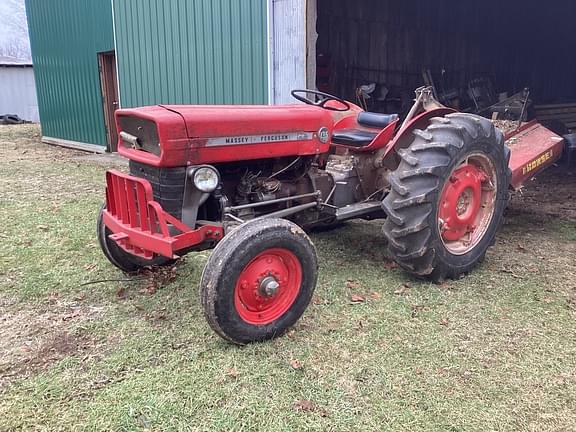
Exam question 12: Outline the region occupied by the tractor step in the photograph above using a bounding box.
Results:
[335,201,383,221]
[505,121,565,189]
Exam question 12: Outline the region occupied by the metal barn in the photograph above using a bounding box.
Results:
[26,0,268,152]
[0,57,39,122]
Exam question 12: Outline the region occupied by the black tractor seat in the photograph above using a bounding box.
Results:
[357,112,399,129]
[332,129,378,147]
[332,112,399,148]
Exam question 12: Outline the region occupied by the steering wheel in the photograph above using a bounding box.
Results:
[291,89,351,112]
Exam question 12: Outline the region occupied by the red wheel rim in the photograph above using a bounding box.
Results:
[234,248,302,325]
[438,154,497,255]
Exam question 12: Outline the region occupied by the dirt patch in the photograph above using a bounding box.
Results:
[0,125,83,162]
[73,152,128,168]
[0,301,105,389]
[495,164,576,302]
[508,165,576,222]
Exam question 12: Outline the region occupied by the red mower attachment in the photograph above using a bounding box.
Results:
[505,120,564,189]
[103,170,223,259]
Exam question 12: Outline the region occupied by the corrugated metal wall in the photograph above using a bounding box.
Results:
[113,0,269,108]
[0,67,39,122]
[270,0,307,104]
[317,0,576,104]
[26,0,114,146]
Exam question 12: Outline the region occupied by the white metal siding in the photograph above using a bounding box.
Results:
[0,67,39,122]
[270,0,307,104]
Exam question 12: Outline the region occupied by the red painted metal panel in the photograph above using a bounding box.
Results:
[378,107,456,160]
[331,113,399,153]
[506,122,564,189]
[115,104,338,167]
[103,170,223,258]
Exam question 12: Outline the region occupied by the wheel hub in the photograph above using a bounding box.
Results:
[438,157,497,255]
[234,248,302,325]
[440,164,486,241]
[456,189,472,216]
[259,276,280,297]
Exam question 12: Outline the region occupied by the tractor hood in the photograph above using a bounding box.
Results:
[115,104,343,167]
[161,104,335,139]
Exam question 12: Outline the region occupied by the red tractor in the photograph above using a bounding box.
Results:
[97,87,565,344]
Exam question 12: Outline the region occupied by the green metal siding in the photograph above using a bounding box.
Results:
[113,0,268,108]
[26,0,114,146]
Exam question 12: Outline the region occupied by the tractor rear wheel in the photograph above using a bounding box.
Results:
[200,218,317,345]
[97,205,175,273]
[382,113,511,281]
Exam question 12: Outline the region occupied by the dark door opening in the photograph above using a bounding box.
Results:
[315,0,576,121]
[98,51,119,152]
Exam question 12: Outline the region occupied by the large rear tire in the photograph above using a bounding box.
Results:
[200,218,318,345]
[382,113,511,281]
[97,204,175,273]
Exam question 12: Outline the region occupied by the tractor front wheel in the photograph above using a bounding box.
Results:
[200,218,318,345]
[382,113,511,281]
[97,205,175,273]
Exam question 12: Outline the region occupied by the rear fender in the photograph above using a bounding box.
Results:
[375,107,455,168]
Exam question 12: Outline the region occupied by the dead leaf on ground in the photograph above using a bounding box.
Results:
[312,295,326,305]
[141,282,157,295]
[62,311,81,321]
[73,293,87,302]
[350,294,366,304]
[346,279,361,290]
[226,367,239,379]
[370,292,381,300]
[289,359,302,370]
[47,292,60,304]
[384,260,398,270]
[294,399,314,412]
[293,400,328,417]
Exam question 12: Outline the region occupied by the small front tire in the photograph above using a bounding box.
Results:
[200,218,318,345]
[97,204,175,273]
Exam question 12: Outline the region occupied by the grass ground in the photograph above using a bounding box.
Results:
[1,124,575,431]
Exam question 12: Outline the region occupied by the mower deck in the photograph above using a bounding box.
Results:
[505,121,564,189]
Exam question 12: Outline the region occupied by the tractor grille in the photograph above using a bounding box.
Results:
[129,160,186,219]
[118,116,161,156]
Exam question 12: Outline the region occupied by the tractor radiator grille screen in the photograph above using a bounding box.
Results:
[129,160,186,219]
[118,116,161,156]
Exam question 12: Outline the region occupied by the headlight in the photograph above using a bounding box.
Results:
[193,166,219,193]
